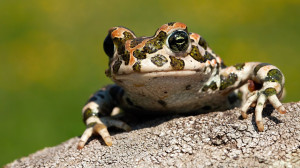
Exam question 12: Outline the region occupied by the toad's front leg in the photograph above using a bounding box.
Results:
[219,62,286,131]
[77,85,131,149]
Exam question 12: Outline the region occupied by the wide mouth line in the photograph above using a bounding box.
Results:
[114,69,202,79]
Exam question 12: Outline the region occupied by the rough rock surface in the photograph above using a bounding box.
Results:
[5,102,300,168]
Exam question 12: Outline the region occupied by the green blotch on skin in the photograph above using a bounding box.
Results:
[254,63,270,76]
[151,54,168,67]
[132,61,141,72]
[220,73,238,90]
[202,81,217,91]
[234,63,245,70]
[83,109,97,123]
[130,37,146,48]
[113,31,134,56]
[265,69,283,83]
[113,60,122,74]
[169,56,185,70]
[190,45,205,62]
[143,31,167,53]
[122,51,130,65]
[198,37,208,49]
[133,50,146,59]
[263,87,277,97]
[204,51,214,60]
[133,31,167,59]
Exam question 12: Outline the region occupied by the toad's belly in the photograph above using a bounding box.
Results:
[113,71,231,113]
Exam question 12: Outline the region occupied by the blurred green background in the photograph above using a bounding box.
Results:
[1,0,299,165]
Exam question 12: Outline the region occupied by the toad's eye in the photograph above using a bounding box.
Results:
[103,34,114,58]
[167,30,189,52]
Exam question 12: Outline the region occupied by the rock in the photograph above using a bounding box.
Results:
[5,102,300,168]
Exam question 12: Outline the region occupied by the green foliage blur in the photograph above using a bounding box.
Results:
[0,0,299,165]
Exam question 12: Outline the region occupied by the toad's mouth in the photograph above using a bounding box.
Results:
[113,69,204,80]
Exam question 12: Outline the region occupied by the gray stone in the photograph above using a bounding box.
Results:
[5,102,300,168]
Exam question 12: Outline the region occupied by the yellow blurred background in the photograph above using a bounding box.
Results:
[0,0,299,165]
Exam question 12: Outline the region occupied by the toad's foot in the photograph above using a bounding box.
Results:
[77,116,131,149]
[241,87,286,132]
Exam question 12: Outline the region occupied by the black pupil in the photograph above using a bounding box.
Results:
[168,30,189,52]
[103,34,114,57]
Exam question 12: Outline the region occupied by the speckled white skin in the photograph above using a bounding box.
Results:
[77,22,286,149]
